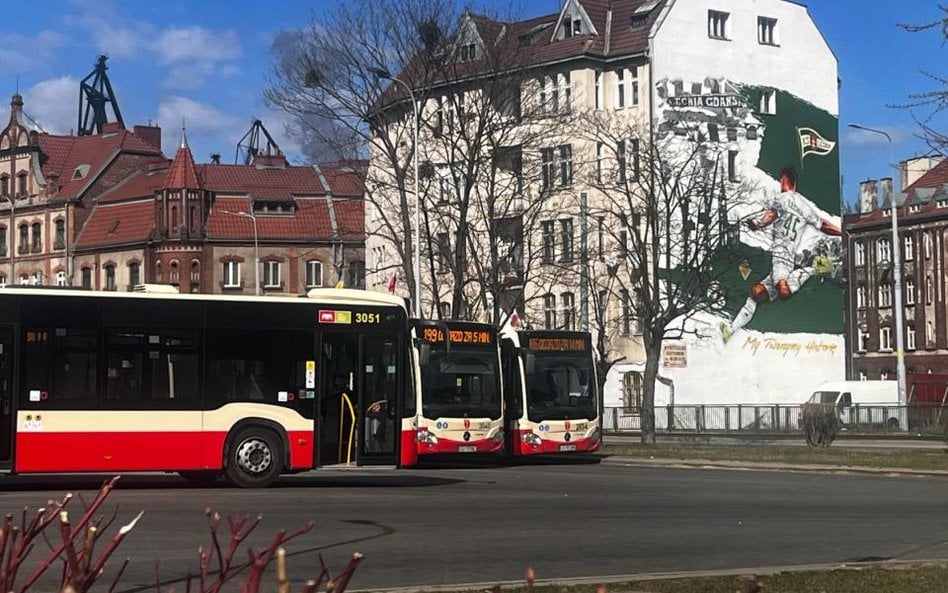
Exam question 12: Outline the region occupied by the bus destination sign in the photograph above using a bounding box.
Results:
[528,337,588,352]
[421,327,494,345]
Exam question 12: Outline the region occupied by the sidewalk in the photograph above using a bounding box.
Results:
[605,433,947,449]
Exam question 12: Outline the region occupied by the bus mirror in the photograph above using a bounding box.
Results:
[419,342,431,367]
[524,351,536,375]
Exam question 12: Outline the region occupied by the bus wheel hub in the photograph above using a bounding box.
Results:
[237,439,271,474]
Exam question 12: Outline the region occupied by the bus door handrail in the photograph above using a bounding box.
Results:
[338,392,356,465]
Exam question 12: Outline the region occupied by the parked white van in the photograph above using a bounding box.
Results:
[806,381,901,427]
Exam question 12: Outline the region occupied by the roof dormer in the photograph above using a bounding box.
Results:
[552,0,598,41]
[455,11,488,63]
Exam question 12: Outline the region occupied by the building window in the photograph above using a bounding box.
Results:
[911,204,922,213]
[169,261,179,286]
[854,241,865,266]
[559,72,571,113]
[728,150,738,182]
[905,278,916,305]
[306,260,323,288]
[758,17,777,45]
[621,289,632,336]
[880,326,892,351]
[876,238,891,263]
[594,70,602,109]
[543,293,557,329]
[16,172,27,197]
[614,69,626,109]
[0,227,5,257]
[18,224,28,254]
[857,328,869,352]
[541,147,555,190]
[559,218,574,262]
[907,325,917,350]
[881,369,891,381]
[129,262,140,288]
[347,260,366,289]
[904,235,914,261]
[223,261,241,288]
[926,275,934,304]
[622,371,643,412]
[541,220,555,263]
[561,292,576,330]
[559,144,573,187]
[170,205,179,233]
[439,301,452,319]
[856,284,866,309]
[923,232,933,259]
[17,274,27,286]
[436,232,451,273]
[263,261,281,288]
[54,219,65,250]
[81,267,92,289]
[0,176,7,197]
[54,270,66,286]
[31,223,41,252]
[0,275,5,287]
[190,260,200,284]
[927,320,935,344]
[104,265,116,291]
[630,67,639,106]
[459,43,476,61]
[878,284,892,308]
[708,10,729,40]
[760,89,776,115]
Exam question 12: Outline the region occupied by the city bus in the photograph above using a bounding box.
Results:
[0,286,420,487]
[499,328,600,455]
[412,320,504,455]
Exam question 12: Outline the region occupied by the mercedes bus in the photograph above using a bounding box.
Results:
[499,328,600,455]
[413,320,504,455]
[0,286,420,487]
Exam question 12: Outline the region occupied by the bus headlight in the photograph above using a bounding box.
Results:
[490,429,505,442]
[417,429,438,446]
[521,432,542,447]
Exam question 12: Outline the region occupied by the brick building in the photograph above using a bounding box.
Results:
[0,93,365,294]
[844,156,948,379]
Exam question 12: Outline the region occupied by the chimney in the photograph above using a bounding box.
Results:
[102,121,124,134]
[252,153,288,169]
[880,177,893,208]
[901,155,947,189]
[133,125,162,150]
[859,179,878,214]
[210,153,221,164]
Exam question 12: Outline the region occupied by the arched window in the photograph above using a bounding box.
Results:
[0,226,6,257]
[16,172,27,197]
[128,262,140,288]
[171,206,179,233]
[104,265,116,291]
[54,219,65,250]
[18,224,28,254]
[155,261,163,283]
[189,205,198,232]
[0,175,8,197]
[31,222,41,252]
[170,260,179,285]
[305,260,323,288]
[81,266,92,289]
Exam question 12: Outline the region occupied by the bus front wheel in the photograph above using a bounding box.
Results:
[225,427,284,488]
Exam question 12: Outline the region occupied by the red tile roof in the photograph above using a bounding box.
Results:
[74,200,156,248]
[333,199,365,239]
[38,130,163,200]
[905,158,948,193]
[206,196,358,242]
[200,164,326,198]
[96,168,169,203]
[164,142,201,189]
[319,165,366,197]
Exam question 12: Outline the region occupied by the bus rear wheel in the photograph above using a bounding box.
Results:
[225,428,283,488]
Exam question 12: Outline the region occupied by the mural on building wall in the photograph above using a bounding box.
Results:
[610,77,845,406]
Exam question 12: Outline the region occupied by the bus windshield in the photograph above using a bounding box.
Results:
[422,347,502,419]
[526,352,596,422]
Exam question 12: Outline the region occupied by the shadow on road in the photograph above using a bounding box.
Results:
[415,452,604,469]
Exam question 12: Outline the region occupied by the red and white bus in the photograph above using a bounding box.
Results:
[500,328,600,455]
[412,320,504,455]
[0,287,420,487]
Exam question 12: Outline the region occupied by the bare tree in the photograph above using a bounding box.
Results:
[892,5,948,152]
[579,109,754,443]
[266,0,457,303]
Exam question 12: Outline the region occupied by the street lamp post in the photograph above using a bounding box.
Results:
[848,123,906,409]
[220,209,260,296]
[368,66,421,317]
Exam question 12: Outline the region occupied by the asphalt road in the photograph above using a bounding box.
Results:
[1,460,947,592]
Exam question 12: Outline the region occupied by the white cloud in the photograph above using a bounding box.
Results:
[155,27,241,64]
[24,76,80,135]
[163,62,216,91]
[0,30,69,74]
[156,96,241,152]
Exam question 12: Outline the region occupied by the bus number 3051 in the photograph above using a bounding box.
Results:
[355,312,381,324]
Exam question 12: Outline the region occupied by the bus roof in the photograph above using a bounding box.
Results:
[0,286,408,311]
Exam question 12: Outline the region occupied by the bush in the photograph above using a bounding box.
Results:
[801,403,840,447]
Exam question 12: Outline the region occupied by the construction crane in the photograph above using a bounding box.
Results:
[78,55,124,136]
[235,119,282,165]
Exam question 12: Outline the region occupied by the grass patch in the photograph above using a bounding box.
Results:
[601,442,948,471]
[430,563,948,593]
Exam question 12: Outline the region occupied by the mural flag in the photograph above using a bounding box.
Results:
[798,126,836,166]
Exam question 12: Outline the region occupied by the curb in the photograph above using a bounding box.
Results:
[349,559,948,593]
[600,455,948,477]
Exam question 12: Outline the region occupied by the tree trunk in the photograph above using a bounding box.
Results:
[641,341,662,444]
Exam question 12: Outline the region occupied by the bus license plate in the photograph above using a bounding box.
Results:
[458,445,477,453]
[559,444,577,452]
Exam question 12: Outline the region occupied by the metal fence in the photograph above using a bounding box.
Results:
[603,404,948,436]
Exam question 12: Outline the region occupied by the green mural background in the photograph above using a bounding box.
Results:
[716,86,843,335]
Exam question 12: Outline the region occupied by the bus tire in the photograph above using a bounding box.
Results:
[225,427,283,488]
[178,470,221,486]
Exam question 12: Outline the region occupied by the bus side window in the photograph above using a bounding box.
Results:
[839,392,852,408]
[22,329,99,406]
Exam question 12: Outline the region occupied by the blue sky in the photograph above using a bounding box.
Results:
[1,0,944,203]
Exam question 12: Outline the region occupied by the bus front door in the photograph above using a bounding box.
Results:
[0,327,13,465]
[358,334,398,465]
